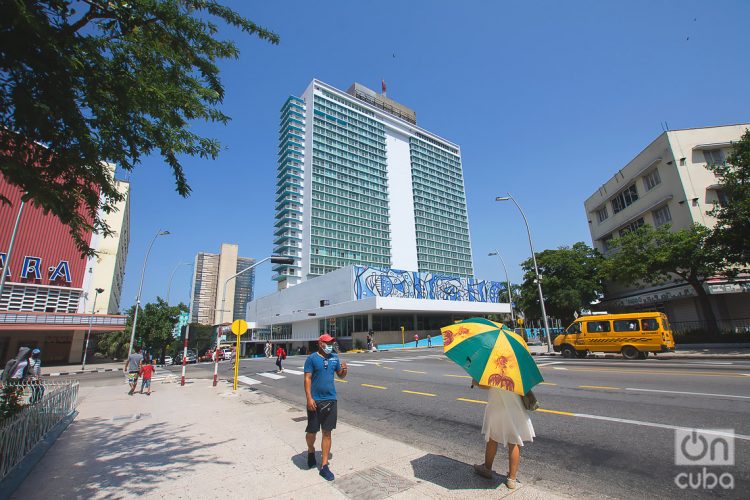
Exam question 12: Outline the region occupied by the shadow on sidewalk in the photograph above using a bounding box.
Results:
[35,415,233,498]
[410,454,503,490]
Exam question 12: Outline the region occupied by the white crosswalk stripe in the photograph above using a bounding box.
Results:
[345,363,366,367]
[257,372,285,380]
[238,376,262,386]
[283,369,304,375]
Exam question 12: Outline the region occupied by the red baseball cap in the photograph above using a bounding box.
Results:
[318,333,335,342]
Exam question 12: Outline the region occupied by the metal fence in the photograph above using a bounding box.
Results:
[670,318,750,335]
[0,380,79,481]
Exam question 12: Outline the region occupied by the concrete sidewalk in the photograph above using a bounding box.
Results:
[11,378,563,499]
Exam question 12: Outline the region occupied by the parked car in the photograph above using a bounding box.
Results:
[164,355,173,366]
[174,351,197,364]
[222,348,233,360]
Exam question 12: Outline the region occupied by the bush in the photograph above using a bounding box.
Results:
[354,339,365,350]
[0,384,25,423]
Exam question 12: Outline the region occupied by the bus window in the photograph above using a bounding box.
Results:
[566,322,582,334]
[614,319,640,332]
[586,321,611,333]
[641,318,659,331]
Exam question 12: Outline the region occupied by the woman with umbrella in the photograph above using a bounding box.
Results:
[441,318,542,489]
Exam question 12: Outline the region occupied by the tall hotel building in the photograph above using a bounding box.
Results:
[273,80,474,288]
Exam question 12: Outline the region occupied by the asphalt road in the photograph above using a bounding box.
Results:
[85,350,749,498]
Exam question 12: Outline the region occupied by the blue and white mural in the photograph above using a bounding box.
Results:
[353,266,505,303]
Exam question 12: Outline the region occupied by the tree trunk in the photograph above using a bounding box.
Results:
[688,279,720,336]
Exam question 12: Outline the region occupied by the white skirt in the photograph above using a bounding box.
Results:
[481,388,535,446]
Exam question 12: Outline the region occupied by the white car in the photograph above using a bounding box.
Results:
[164,355,173,366]
[222,348,234,360]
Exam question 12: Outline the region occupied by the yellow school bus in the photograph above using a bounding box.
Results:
[553,312,675,360]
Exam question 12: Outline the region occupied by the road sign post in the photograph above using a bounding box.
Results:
[231,319,248,391]
[401,326,405,347]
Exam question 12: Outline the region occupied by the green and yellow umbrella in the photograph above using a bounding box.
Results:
[441,317,543,396]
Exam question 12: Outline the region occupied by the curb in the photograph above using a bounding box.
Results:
[0,410,78,500]
[43,368,120,377]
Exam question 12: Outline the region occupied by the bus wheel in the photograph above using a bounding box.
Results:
[621,345,640,360]
[561,345,576,358]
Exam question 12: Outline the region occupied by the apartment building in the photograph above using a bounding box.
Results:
[584,124,750,323]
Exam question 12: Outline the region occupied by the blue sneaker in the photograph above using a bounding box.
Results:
[319,464,335,481]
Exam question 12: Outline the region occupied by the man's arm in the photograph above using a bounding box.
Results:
[304,373,316,411]
[336,359,348,379]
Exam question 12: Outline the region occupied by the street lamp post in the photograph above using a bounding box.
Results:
[128,229,170,356]
[212,255,295,387]
[81,287,104,371]
[166,262,191,304]
[488,251,515,324]
[496,194,553,352]
[181,255,197,387]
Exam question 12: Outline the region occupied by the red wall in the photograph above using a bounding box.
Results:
[0,176,94,288]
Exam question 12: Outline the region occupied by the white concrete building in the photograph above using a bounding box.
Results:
[584,124,750,326]
[246,265,509,354]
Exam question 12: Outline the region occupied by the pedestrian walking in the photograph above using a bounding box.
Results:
[471,381,535,489]
[28,348,44,403]
[139,356,154,395]
[304,333,348,481]
[414,333,419,348]
[265,340,272,358]
[124,346,143,395]
[276,345,286,373]
[2,346,31,383]
[9,347,31,381]
[427,335,432,347]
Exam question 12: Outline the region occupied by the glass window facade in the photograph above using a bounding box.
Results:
[410,137,474,277]
[308,92,391,276]
[273,96,305,283]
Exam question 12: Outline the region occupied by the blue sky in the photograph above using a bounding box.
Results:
[120,0,750,309]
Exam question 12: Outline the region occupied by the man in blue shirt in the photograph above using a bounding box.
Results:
[304,333,347,481]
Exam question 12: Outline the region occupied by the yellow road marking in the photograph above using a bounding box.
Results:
[334,378,348,383]
[541,366,747,378]
[444,374,472,379]
[537,408,574,416]
[456,398,487,405]
[403,369,426,374]
[361,383,387,390]
[539,382,557,386]
[402,390,436,397]
[579,385,620,390]
[381,366,394,370]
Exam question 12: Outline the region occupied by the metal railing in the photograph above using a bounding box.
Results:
[0,380,79,480]
[670,318,750,335]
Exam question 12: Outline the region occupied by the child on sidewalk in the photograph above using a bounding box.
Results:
[140,357,154,395]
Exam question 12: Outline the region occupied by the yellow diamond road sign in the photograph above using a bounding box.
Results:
[231,319,248,336]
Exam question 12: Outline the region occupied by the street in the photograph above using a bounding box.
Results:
[153,349,750,498]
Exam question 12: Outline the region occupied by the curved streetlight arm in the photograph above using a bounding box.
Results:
[496,194,553,351]
[213,255,294,386]
[129,229,169,355]
[166,262,191,304]
[488,251,515,323]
